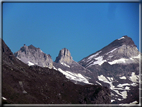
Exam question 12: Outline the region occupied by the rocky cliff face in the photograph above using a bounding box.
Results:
[2,39,111,104]
[14,44,53,68]
[55,48,73,65]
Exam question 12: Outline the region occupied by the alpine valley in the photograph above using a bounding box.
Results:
[1,35,141,105]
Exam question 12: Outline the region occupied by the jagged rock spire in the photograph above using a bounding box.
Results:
[55,48,73,65]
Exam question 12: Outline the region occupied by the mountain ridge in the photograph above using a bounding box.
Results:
[7,35,141,104]
[1,38,111,104]
[79,35,140,68]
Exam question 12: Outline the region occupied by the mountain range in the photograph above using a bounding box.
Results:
[1,38,110,104]
[2,35,141,105]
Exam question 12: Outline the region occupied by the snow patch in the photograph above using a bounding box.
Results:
[107,77,113,81]
[98,75,109,83]
[60,62,70,68]
[111,100,115,102]
[130,83,138,86]
[88,56,106,66]
[130,101,138,104]
[118,98,122,101]
[132,54,140,59]
[118,37,125,40]
[27,61,34,66]
[2,97,7,100]
[121,91,127,99]
[108,58,126,65]
[125,86,130,90]
[108,54,140,65]
[17,57,21,60]
[53,66,57,70]
[105,48,117,55]
[57,68,92,84]
[117,83,130,87]
[96,81,102,86]
[129,72,139,83]
[119,76,126,79]
[88,51,102,60]
[98,75,115,90]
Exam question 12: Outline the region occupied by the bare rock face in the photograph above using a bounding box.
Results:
[14,44,53,68]
[55,48,73,65]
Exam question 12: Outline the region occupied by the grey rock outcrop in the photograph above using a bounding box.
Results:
[55,48,73,65]
[14,44,53,68]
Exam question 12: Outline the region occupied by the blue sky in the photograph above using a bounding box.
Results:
[3,3,139,62]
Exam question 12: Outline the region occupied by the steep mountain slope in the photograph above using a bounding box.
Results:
[79,36,139,67]
[79,35,141,104]
[14,44,53,68]
[2,39,111,104]
[53,48,97,85]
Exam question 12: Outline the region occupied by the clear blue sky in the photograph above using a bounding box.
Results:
[3,3,139,62]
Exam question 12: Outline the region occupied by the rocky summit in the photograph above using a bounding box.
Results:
[79,35,140,68]
[14,44,53,68]
[55,48,73,65]
[1,38,111,104]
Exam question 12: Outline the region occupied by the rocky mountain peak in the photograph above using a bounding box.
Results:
[14,45,53,68]
[55,48,73,65]
[79,35,140,68]
[28,44,37,50]
[116,35,136,46]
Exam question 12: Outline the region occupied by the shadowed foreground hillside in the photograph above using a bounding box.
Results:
[1,38,111,104]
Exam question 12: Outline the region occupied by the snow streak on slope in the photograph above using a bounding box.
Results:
[58,68,92,84]
[87,51,102,61]
[53,67,93,85]
[105,48,117,55]
[60,62,70,68]
[108,54,140,65]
